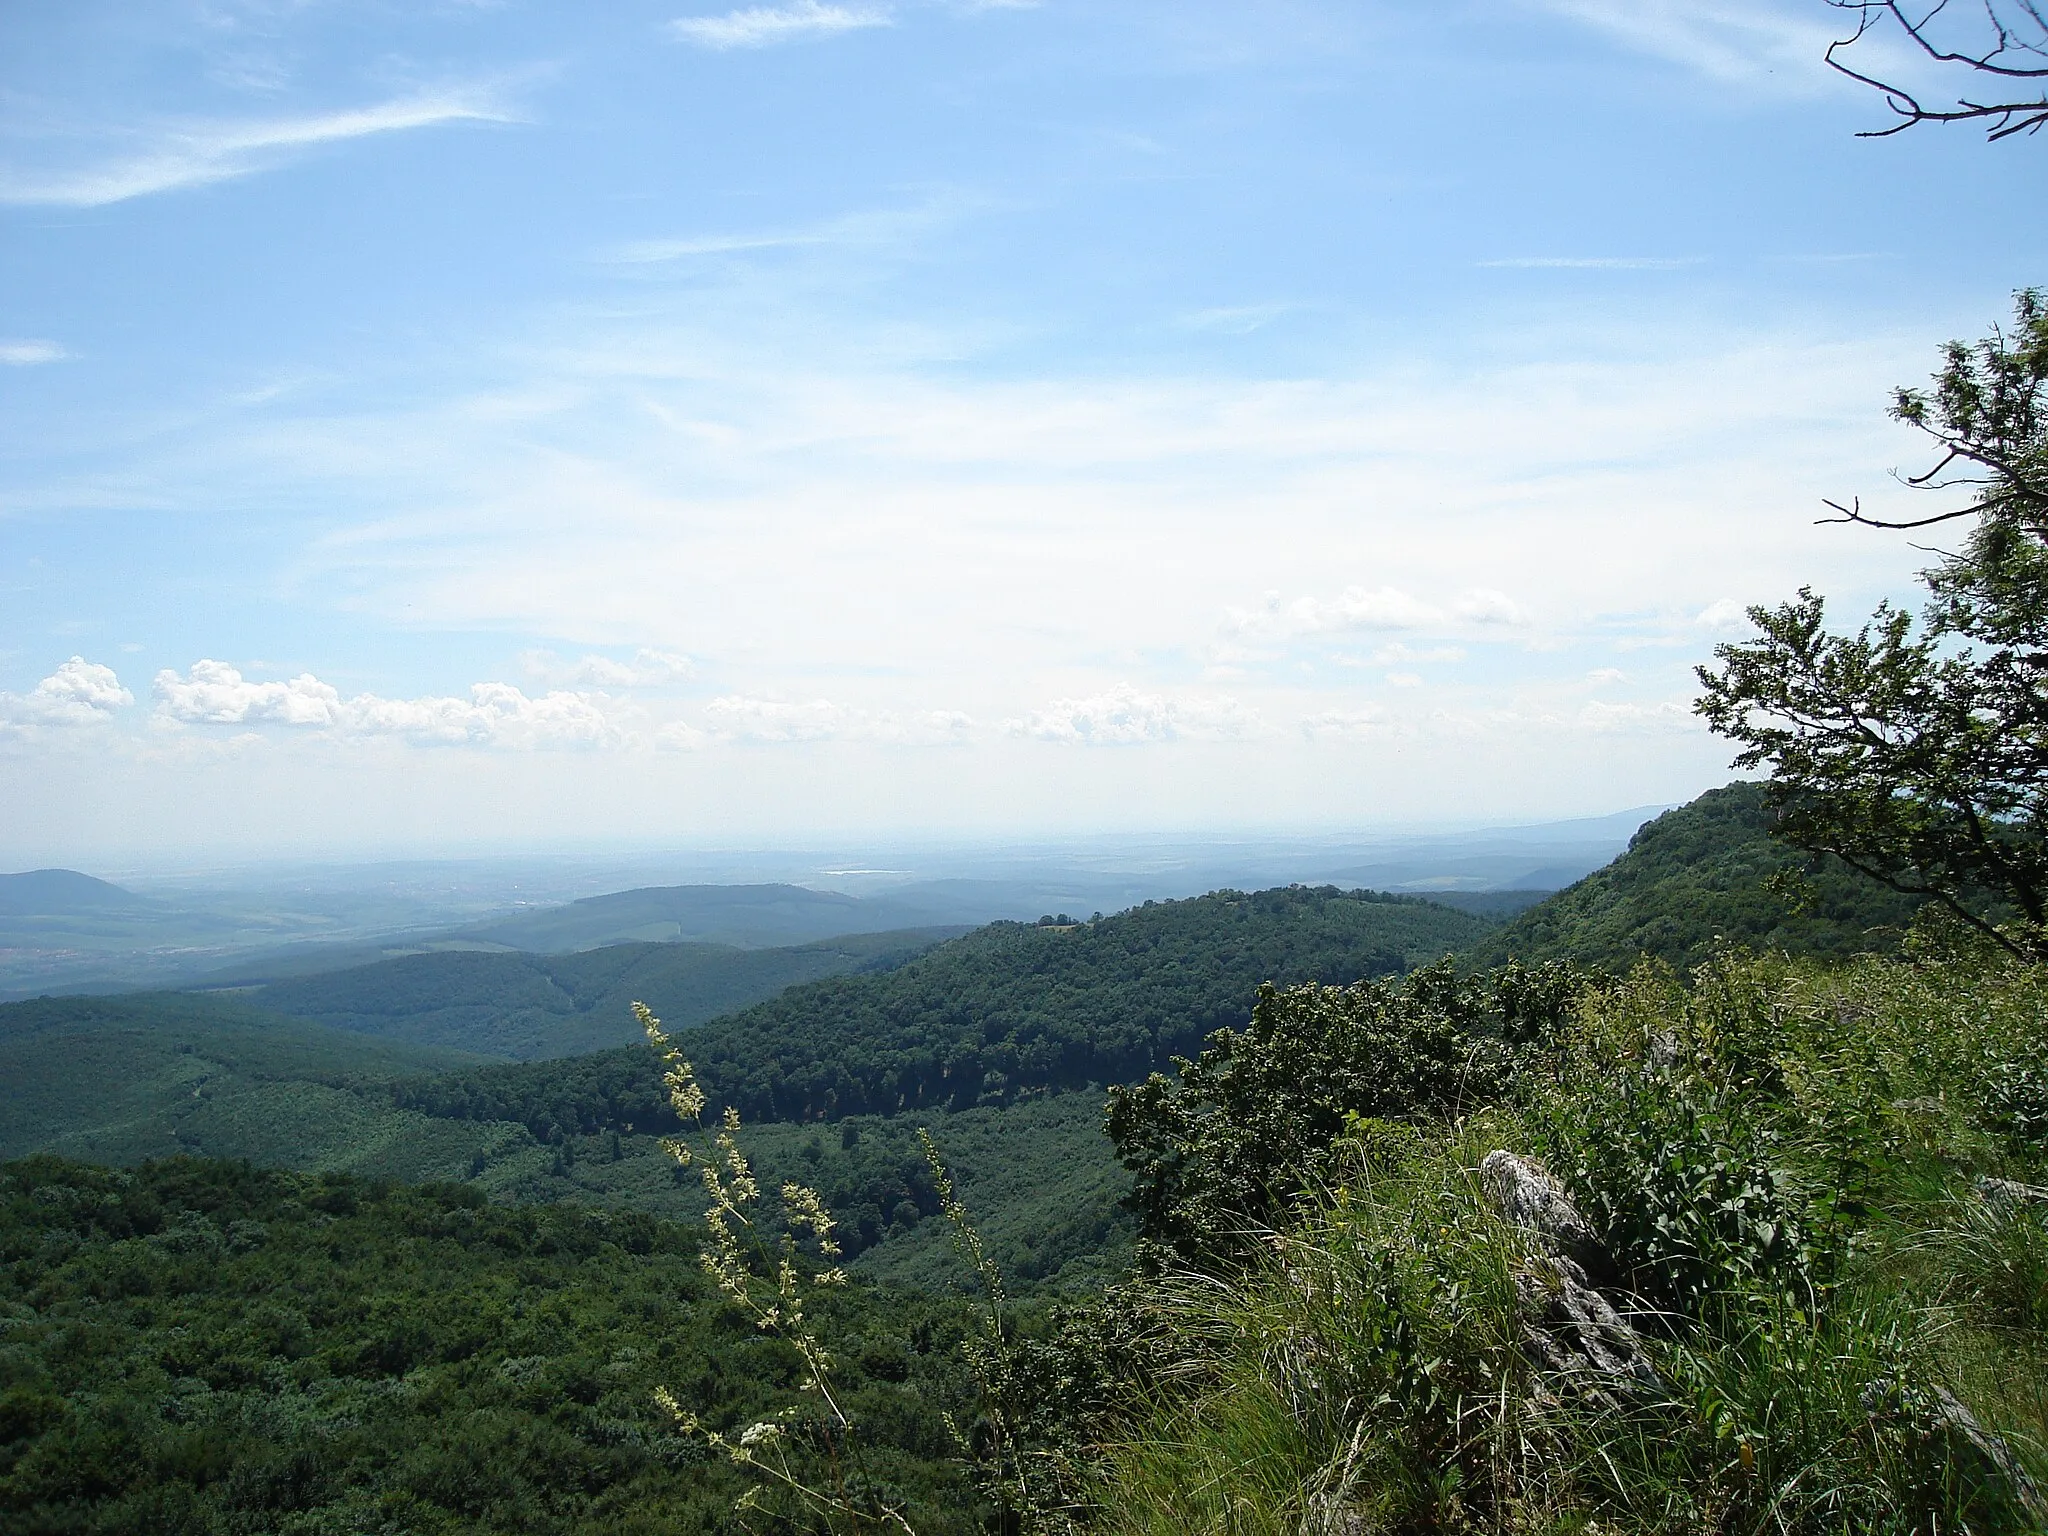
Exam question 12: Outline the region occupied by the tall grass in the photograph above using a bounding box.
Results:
[1083,950,2048,1535]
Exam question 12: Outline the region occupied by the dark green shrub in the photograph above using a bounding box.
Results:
[1549,1066,1812,1315]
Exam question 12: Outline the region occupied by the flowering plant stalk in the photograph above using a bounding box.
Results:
[635,1002,911,1534]
[920,1129,1083,1533]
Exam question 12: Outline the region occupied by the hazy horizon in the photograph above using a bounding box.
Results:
[7,796,1672,885]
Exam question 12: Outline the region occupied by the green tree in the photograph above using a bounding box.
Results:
[1106,959,1588,1273]
[1696,290,2048,956]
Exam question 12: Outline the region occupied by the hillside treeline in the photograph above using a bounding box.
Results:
[248,927,956,1060]
[1469,782,1925,972]
[386,886,1485,1136]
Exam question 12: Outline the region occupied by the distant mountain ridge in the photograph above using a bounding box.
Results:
[454,882,954,952]
[0,869,157,917]
[243,926,966,1059]
[394,885,1489,1142]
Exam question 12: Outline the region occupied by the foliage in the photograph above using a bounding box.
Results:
[252,929,955,1061]
[479,1093,1132,1292]
[0,1155,990,1535]
[389,886,1485,1134]
[1536,1025,1813,1315]
[0,992,509,1174]
[1467,781,1924,974]
[1069,949,2048,1534]
[1106,959,1589,1273]
[1698,291,2048,957]
[634,1002,922,1533]
[0,979,1130,1292]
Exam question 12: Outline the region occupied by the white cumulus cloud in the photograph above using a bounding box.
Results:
[1004,685,1266,745]
[152,661,625,748]
[671,2,891,49]
[155,661,343,726]
[1696,597,1752,630]
[0,658,133,732]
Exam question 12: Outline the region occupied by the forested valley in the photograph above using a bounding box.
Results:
[7,763,2046,1532]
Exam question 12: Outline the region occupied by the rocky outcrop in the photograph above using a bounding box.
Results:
[1861,1375,2047,1522]
[1977,1175,2048,1208]
[1480,1150,1657,1408]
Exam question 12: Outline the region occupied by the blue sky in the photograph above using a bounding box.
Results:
[1,0,2042,864]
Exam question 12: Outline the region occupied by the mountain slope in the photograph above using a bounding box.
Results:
[458,882,963,951]
[244,926,963,1060]
[0,868,158,916]
[392,886,1488,1139]
[0,992,520,1178]
[1466,781,1925,972]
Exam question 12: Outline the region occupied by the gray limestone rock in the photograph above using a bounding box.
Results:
[1481,1150,1658,1406]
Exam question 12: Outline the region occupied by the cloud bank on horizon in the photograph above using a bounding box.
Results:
[0,0,2040,860]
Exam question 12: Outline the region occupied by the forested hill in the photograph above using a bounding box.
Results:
[0,992,496,1171]
[1466,781,1924,972]
[392,886,1486,1137]
[242,927,964,1061]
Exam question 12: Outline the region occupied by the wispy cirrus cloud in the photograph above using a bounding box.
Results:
[1227,586,1530,640]
[1524,0,1843,88]
[520,648,697,688]
[605,200,959,266]
[1177,303,1289,335]
[608,232,831,264]
[1003,686,1268,746]
[670,2,891,50]
[686,695,975,746]
[0,340,69,366]
[0,88,515,208]
[1477,256,1704,270]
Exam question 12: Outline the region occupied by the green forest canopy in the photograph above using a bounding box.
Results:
[388,885,1488,1136]
[1467,781,1924,973]
[0,1155,989,1535]
[243,927,962,1061]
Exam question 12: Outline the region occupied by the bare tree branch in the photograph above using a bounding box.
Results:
[1818,495,1986,529]
[1826,1,2048,140]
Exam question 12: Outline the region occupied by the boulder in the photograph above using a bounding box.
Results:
[1481,1150,1657,1407]
[1479,1150,1604,1274]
